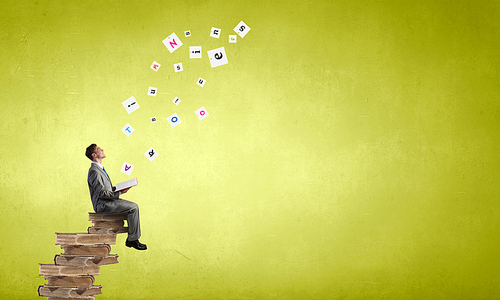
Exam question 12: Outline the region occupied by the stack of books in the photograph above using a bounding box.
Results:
[38,213,128,299]
[87,213,129,234]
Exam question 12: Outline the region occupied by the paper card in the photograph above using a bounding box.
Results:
[122,96,140,114]
[196,77,206,87]
[207,47,228,68]
[151,117,157,123]
[162,32,183,53]
[234,21,250,38]
[174,63,183,72]
[167,113,182,128]
[122,123,135,137]
[173,97,181,105]
[229,35,237,43]
[144,147,158,161]
[210,27,221,38]
[190,46,202,58]
[195,106,209,120]
[120,162,134,176]
[185,30,191,37]
[150,61,161,71]
[147,86,157,97]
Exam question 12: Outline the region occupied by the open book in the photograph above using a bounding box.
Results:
[115,178,138,192]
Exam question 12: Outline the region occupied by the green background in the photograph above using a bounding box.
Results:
[1,0,499,299]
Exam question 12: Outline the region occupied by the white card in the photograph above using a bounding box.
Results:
[207,47,228,68]
[172,97,181,105]
[122,96,140,114]
[229,35,237,43]
[174,63,183,72]
[210,27,221,38]
[184,30,191,37]
[190,46,202,58]
[122,123,135,137]
[120,162,134,176]
[147,86,157,97]
[234,21,250,38]
[151,117,157,123]
[167,113,182,128]
[162,32,183,53]
[196,77,206,87]
[195,106,209,120]
[150,61,161,71]
[144,147,158,161]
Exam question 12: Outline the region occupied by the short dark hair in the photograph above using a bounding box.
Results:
[85,144,97,161]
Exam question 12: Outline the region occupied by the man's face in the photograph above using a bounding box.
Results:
[93,146,106,160]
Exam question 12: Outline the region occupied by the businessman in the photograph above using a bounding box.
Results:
[85,144,147,251]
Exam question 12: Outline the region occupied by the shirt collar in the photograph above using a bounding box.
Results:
[92,161,104,169]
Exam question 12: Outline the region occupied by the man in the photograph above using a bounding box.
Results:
[85,144,147,251]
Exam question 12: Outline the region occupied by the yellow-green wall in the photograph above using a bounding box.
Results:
[1,0,499,299]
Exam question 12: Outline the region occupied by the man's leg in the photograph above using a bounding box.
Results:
[95,199,146,250]
[98,199,141,241]
[110,199,141,241]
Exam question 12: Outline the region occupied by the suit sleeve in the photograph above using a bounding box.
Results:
[88,169,120,200]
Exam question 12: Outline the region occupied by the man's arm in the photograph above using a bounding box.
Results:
[88,169,120,200]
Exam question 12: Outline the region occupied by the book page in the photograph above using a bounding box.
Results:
[116,178,138,191]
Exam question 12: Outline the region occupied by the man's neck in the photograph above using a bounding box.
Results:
[93,158,103,165]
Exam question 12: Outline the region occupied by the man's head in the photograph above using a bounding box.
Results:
[85,144,106,162]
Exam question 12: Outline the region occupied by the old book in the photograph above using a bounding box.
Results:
[39,264,100,276]
[60,245,111,256]
[91,220,124,228]
[56,233,116,245]
[88,212,127,221]
[44,275,95,287]
[87,219,128,235]
[46,297,94,300]
[54,254,119,266]
[88,227,128,234]
[38,285,102,297]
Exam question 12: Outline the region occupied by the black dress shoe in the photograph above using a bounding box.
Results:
[126,239,147,250]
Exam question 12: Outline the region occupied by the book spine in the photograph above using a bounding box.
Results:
[44,275,95,287]
[54,254,119,266]
[60,245,111,256]
[87,227,128,234]
[92,220,124,228]
[39,264,100,276]
[38,285,102,297]
[88,213,127,221]
[55,233,116,245]
[46,297,95,300]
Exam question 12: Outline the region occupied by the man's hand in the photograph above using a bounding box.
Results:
[120,187,132,194]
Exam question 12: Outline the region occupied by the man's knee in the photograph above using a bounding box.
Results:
[129,201,139,213]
